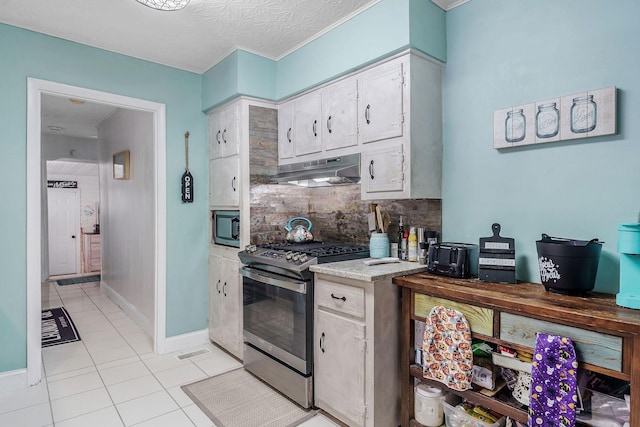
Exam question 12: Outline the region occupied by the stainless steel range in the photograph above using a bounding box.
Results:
[239,242,369,408]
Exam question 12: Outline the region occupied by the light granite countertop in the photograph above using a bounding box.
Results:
[310,258,428,282]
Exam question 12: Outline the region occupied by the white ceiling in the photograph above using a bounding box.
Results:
[42,94,117,139]
[47,160,99,176]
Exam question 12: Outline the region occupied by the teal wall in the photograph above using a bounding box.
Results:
[202,51,240,111]
[442,0,640,292]
[409,0,447,63]
[0,23,208,372]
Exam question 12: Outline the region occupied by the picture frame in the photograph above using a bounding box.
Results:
[113,150,130,180]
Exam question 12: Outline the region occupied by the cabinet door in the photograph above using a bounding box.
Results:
[208,254,223,342]
[362,142,404,195]
[322,78,358,151]
[293,92,322,156]
[220,104,240,157]
[209,157,240,207]
[221,258,241,357]
[315,310,366,427]
[360,60,404,144]
[208,110,223,159]
[278,100,294,161]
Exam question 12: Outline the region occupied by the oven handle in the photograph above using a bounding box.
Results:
[239,267,308,294]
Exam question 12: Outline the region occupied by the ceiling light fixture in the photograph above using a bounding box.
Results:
[48,125,64,132]
[134,0,189,11]
[69,98,85,105]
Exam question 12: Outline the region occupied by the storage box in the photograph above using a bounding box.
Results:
[443,399,506,427]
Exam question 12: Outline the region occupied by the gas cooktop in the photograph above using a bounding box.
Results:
[239,241,370,274]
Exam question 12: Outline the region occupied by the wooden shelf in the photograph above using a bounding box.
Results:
[409,364,528,423]
[396,276,639,427]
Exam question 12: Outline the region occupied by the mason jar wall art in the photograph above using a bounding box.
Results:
[536,102,559,138]
[493,87,616,149]
[570,95,597,133]
[505,109,526,143]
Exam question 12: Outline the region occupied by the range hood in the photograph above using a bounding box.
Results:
[270,153,360,187]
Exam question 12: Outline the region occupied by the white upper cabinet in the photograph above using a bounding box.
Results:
[362,141,404,194]
[278,100,294,161]
[322,77,358,151]
[359,59,404,144]
[209,103,240,159]
[360,53,443,200]
[293,91,323,157]
[209,156,239,207]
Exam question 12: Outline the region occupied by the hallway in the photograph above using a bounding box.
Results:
[0,280,339,426]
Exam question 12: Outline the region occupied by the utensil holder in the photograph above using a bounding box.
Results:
[369,233,389,258]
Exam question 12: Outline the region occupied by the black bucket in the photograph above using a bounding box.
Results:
[536,234,603,294]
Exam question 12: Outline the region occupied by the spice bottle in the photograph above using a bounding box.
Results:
[401,229,408,260]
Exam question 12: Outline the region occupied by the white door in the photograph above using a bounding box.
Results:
[209,157,240,207]
[362,142,405,194]
[48,189,79,276]
[278,100,295,161]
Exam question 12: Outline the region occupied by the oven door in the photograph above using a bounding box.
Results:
[240,266,312,375]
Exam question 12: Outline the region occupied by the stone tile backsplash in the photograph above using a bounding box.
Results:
[250,183,441,246]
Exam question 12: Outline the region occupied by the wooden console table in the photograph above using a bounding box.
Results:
[392,273,640,426]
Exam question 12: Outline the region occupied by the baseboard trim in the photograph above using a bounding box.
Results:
[0,369,28,393]
[100,280,153,336]
[163,329,210,354]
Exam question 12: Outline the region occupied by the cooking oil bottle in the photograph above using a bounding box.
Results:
[408,227,418,262]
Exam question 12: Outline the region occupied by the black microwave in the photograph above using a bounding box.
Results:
[213,210,240,248]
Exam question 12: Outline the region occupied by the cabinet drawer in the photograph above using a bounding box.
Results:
[414,294,494,337]
[500,312,623,372]
[316,279,365,318]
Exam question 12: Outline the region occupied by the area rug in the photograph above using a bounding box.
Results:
[181,368,316,427]
[42,307,81,348]
[56,275,101,286]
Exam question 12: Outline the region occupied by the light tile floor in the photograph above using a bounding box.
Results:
[0,280,340,427]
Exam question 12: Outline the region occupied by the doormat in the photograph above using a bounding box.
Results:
[42,307,81,348]
[56,275,101,286]
[181,368,316,427]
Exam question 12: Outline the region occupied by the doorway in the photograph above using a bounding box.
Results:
[47,188,80,276]
[26,78,167,386]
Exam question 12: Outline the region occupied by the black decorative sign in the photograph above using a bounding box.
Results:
[47,180,77,189]
[181,131,194,203]
[181,170,193,203]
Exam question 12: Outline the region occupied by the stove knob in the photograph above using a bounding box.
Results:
[285,251,293,260]
[292,253,300,262]
[245,245,252,252]
[247,245,257,253]
[299,254,308,263]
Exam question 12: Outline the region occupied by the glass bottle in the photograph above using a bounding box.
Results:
[505,109,526,143]
[535,102,559,138]
[397,216,404,259]
[408,227,418,262]
[571,95,597,133]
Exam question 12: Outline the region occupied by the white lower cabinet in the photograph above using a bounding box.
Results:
[315,310,366,427]
[314,275,400,427]
[209,253,242,359]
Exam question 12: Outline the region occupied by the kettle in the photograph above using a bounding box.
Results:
[285,217,314,243]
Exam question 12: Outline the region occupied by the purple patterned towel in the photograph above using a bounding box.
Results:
[528,333,578,427]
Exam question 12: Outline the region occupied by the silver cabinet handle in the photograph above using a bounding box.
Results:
[369,160,374,180]
[365,104,371,124]
[216,279,221,294]
[232,176,237,192]
[327,115,332,133]
[313,120,317,137]
[287,128,292,143]
[222,129,227,144]
[216,130,221,144]
[320,332,325,353]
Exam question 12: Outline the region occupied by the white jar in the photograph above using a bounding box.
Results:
[414,384,443,426]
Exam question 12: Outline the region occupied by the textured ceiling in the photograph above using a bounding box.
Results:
[47,160,99,176]
[0,0,381,74]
